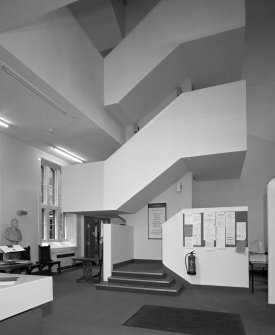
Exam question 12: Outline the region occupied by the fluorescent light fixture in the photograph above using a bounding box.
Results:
[1,64,67,116]
[53,147,84,163]
[0,119,9,128]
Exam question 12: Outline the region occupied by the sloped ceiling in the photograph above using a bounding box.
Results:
[0,0,78,33]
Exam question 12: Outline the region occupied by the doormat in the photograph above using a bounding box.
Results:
[123,305,246,335]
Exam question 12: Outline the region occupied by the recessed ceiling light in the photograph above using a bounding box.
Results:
[53,146,84,163]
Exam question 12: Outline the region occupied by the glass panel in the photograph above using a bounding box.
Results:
[41,208,45,240]
[48,168,55,187]
[48,168,56,205]
[41,165,45,204]
[48,186,56,205]
[49,209,56,240]
[59,213,66,240]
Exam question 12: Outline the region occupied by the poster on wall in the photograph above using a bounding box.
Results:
[148,203,167,239]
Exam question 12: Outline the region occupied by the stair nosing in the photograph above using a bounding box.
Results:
[96,282,184,293]
[109,276,173,284]
[112,270,166,276]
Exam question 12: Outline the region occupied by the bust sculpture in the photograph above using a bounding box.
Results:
[5,218,22,245]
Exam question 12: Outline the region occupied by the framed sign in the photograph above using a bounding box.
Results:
[148,203,167,239]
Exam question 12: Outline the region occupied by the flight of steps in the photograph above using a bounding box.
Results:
[95,261,185,296]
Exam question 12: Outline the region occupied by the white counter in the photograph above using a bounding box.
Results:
[0,273,53,321]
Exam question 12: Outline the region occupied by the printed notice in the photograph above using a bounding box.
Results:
[148,203,166,239]
[203,213,216,241]
[236,222,246,241]
[205,240,215,250]
[193,221,202,246]
[184,213,192,226]
[191,213,202,246]
[225,212,235,245]
[216,212,225,249]
[185,237,194,249]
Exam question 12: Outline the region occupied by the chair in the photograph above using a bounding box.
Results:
[38,245,61,275]
[30,245,61,275]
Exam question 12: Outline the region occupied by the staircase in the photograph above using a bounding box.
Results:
[96,260,185,296]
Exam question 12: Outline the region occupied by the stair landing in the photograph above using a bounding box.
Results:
[96,260,184,296]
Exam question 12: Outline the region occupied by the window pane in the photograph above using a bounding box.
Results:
[41,166,45,204]
[59,213,66,240]
[49,209,56,239]
[48,168,55,187]
[41,208,45,240]
[48,186,56,205]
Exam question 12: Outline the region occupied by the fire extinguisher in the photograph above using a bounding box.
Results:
[185,250,196,275]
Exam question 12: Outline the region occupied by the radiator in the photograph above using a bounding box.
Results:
[52,252,75,269]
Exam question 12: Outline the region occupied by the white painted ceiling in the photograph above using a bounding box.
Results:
[0,67,120,162]
[112,28,245,125]
[69,0,124,52]
[0,0,251,166]
[0,0,78,33]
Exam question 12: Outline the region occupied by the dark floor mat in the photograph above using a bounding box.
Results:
[123,305,246,335]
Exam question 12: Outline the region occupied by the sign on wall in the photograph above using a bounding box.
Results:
[148,203,167,239]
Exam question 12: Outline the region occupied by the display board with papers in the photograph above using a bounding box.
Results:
[183,210,248,249]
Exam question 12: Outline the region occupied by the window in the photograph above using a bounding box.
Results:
[40,160,66,241]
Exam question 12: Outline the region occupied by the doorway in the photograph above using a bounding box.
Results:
[84,217,109,258]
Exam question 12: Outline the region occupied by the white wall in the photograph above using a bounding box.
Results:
[105,0,245,105]
[103,224,134,280]
[193,0,275,251]
[193,135,275,249]
[163,207,249,288]
[267,179,275,304]
[104,81,246,211]
[124,172,192,260]
[0,132,70,261]
[62,161,104,212]
[62,81,246,213]
[0,7,124,145]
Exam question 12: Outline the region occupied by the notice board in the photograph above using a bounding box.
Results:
[183,210,248,249]
[148,203,167,239]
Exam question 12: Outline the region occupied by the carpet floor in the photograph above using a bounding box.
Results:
[43,268,275,335]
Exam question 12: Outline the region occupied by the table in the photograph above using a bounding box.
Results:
[249,253,268,293]
[72,257,101,283]
[0,261,33,274]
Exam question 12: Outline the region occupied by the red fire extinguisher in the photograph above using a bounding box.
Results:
[185,250,196,275]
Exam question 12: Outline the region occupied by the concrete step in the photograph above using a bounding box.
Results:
[108,276,175,287]
[95,281,185,296]
[111,269,167,279]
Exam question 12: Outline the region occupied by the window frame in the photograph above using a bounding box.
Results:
[40,159,67,242]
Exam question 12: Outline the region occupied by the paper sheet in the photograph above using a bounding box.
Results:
[236,221,246,241]
[193,222,202,246]
[225,212,235,245]
[0,245,25,253]
[184,213,192,225]
[192,213,201,226]
[203,213,216,241]
[205,240,215,250]
[216,212,225,249]
[185,237,194,249]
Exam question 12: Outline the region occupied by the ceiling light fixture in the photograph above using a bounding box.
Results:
[0,119,9,128]
[53,146,84,163]
[0,64,67,116]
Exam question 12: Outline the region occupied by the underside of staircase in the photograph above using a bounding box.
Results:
[96,260,185,296]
